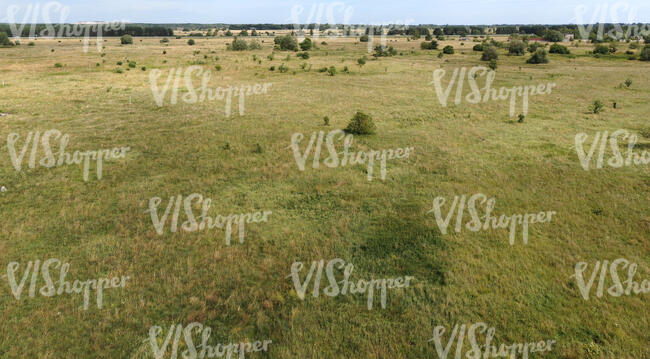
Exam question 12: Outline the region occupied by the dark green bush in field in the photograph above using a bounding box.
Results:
[327,66,337,76]
[593,44,609,55]
[360,34,369,42]
[0,32,14,46]
[160,38,169,43]
[443,45,454,54]
[373,46,397,57]
[421,40,439,50]
[481,46,498,61]
[297,52,310,59]
[54,63,63,68]
[345,111,376,135]
[269,66,275,71]
[488,59,498,70]
[120,35,133,44]
[318,67,328,73]
[128,61,136,68]
[509,40,526,55]
[300,38,312,51]
[544,30,563,42]
[323,116,330,126]
[278,63,289,73]
[473,44,484,51]
[591,100,604,114]
[187,39,195,46]
[28,41,35,46]
[117,61,123,65]
[527,49,549,64]
[640,46,650,61]
[549,44,570,54]
[274,35,298,51]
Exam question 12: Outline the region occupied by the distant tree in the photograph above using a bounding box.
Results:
[360,34,369,42]
[473,43,484,51]
[0,32,13,46]
[544,30,563,42]
[230,37,248,51]
[420,40,439,50]
[187,38,195,46]
[239,30,249,36]
[251,29,258,36]
[357,56,367,69]
[443,45,454,54]
[274,35,298,51]
[640,46,650,61]
[549,43,570,54]
[593,44,609,55]
[225,30,233,36]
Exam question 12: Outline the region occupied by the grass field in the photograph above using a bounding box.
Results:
[0,34,649,358]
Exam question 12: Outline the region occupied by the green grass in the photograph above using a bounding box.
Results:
[0,36,648,359]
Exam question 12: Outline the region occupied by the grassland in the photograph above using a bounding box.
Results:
[0,34,648,358]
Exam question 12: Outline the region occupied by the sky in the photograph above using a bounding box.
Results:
[1,0,649,25]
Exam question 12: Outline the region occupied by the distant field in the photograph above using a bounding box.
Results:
[0,34,648,358]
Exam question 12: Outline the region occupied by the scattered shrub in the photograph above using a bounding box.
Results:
[248,40,262,50]
[117,61,123,65]
[360,34,369,42]
[300,38,312,51]
[421,40,439,50]
[590,100,604,114]
[518,114,525,123]
[187,39,195,46]
[297,52,310,59]
[640,46,650,61]
[508,40,526,56]
[481,46,499,61]
[215,64,222,71]
[443,45,455,54]
[318,67,328,73]
[141,66,146,71]
[549,44,570,54]
[28,41,35,46]
[120,35,133,44]
[323,116,330,126]
[345,111,376,135]
[269,66,275,71]
[357,56,367,68]
[593,44,609,55]
[54,63,63,68]
[343,66,349,73]
[274,35,298,51]
[624,79,632,87]
[278,63,289,73]
[527,49,549,64]
[229,37,248,51]
[327,66,337,76]
[113,67,123,73]
[128,61,136,68]
[488,59,498,70]
[373,45,397,57]
[160,38,169,43]
[473,44,484,51]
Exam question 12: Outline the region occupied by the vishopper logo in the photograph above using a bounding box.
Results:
[6,258,130,310]
[149,66,272,117]
[6,129,130,181]
[289,258,414,310]
[573,258,649,300]
[148,323,272,359]
[427,194,557,245]
[290,129,414,181]
[289,2,412,52]
[430,66,556,118]
[575,129,649,170]
[4,1,126,52]
[428,323,556,359]
[146,194,272,245]
[573,2,650,41]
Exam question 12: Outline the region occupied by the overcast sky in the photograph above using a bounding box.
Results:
[1,0,649,24]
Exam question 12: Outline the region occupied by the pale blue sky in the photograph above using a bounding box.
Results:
[1,0,649,24]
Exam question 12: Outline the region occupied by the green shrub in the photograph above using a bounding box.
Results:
[360,34,369,42]
[357,56,367,68]
[278,63,289,73]
[0,32,13,46]
[527,49,549,64]
[327,66,337,76]
[160,38,169,43]
[318,67,328,73]
[488,59,498,70]
[215,64,222,71]
[481,46,498,61]
[544,30,563,42]
[229,37,248,51]
[300,38,312,51]
[473,44,484,51]
[297,52,310,59]
[120,35,133,44]
[508,40,526,55]
[128,61,136,68]
[590,100,604,114]
[28,41,35,46]
[54,63,63,68]
[269,66,275,71]
[549,44,570,54]
[640,46,650,61]
[274,35,298,51]
[248,40,262,50]
[593,44,609,55]
[141,66,146,71]
[421,40,439,50]
[113,67,123,73]
[323,116,330,126]
[187,39,195,46]
[343,66,349,73]
[624,79,632,87]
[443,45,454,54]
[373,45,397,57]
[344,111,376,135]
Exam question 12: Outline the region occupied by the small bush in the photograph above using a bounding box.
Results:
[488,59,498,70]
[54,63,63,68]
[141,66,146,71]
[549,44,570,54]
[360,34,369,42]
[318,67,328,73]
[187,39,196,46]
[117,61,123,66]
[297,52,310,59]
[300,38,312,51]
[323,116,330,126]
[640,46,650,61]
[28,41,35,46]
[590,100,604,114]
[343,66,349,73]
[327,66,337,76]
[593,44,609,55]
[248,40,262,50]
[269,66,275,71]
[253,143,263,153]
[508,40,526,56]
[518,114,525,123]
[527,49,549,64]
[113,67,123,73]
[278,63,289,73]
[128,61,136,68]
[120,35,133,45]
[274,35,298,51]
[481,46,498,61]
[215,64,222,71]
[473,44,484,51]
[160,38,169,43]
[443,45,454,54]
[624,79,632,87]
[421,40,439,50]
[345,111,376,135]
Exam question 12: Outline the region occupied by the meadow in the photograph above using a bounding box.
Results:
[0,33,649,358]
